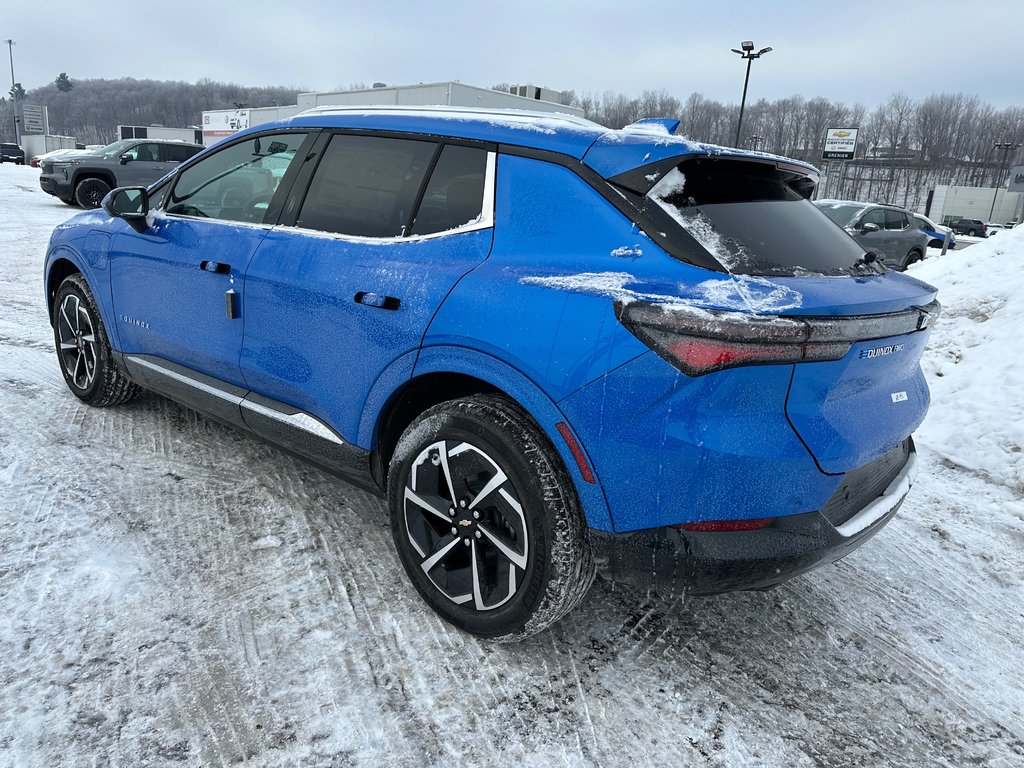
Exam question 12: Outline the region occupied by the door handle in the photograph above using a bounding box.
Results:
[354,291,400,310]
[200,260,231,274]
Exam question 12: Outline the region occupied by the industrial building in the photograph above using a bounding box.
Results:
[201,81,581,145]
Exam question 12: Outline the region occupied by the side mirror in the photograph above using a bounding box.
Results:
[860,222,881,234]
[102,187,149,229]
[119,154,132,165]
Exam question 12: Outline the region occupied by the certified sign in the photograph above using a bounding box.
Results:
[823,128,858,160]
[21,104,45,135]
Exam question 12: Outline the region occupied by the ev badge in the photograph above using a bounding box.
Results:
[891,391,909,403]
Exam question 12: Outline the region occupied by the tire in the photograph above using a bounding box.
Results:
[387,394,595,641]
[74,177,111,209]
[901,250,923,271]
[53,274,141,407]
[967,228,977,237]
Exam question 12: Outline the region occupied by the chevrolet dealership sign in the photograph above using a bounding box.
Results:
[822,128,858,160]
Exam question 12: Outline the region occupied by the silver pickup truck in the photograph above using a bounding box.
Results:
[39,138,203,207]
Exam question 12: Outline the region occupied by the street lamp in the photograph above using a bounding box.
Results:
[993,141,1021,187]
[731,40,772,148]
[3,39,16,145]
[989,141,1022,222]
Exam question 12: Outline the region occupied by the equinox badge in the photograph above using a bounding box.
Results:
[860,343,904,359]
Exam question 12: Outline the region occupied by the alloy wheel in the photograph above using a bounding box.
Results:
[402,439,529,611]
[57,293,99,391]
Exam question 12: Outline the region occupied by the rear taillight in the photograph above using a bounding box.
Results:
[616,299,940,377]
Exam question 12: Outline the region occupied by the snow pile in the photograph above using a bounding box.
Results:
[910,226,1024,493]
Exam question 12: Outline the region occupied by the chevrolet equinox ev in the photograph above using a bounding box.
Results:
[44,107,938,640]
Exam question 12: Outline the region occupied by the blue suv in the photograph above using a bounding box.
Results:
[44,108,938,640]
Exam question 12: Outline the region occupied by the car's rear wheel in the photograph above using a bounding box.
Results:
[387,395,595,641]
[53,274,140,407]
[901,249,923,270]
[74,178,111,209]
[967,228,978,237]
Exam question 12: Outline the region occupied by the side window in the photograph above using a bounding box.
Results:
[410,145,488,236]
[296,134,436,238]
[166,132,307,224]
[860,209,885,228]
[884,209,908,230]
[125,143,161,162]
[162,144,201,163]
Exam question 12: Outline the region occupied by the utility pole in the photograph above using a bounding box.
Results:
[731,41,772,148]
[989,141,1022,223]
[3,39,17,144]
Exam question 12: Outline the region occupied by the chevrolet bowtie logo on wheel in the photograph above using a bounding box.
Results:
[458,519,473,527]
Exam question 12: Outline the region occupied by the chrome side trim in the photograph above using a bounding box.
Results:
[835,451,918,538]
[126,355,345,446]
[239,397,346,446]
[130,356,243,405]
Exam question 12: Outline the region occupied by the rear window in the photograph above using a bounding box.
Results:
[816,202,865,227]
[646,158,867,276]
[296,134,436,238]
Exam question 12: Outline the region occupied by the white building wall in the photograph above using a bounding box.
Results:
[206,82,583,146]
[929,186,1022,225]
[297,82,582,116]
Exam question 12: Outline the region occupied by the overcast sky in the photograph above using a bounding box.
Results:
[4,0,1022,109]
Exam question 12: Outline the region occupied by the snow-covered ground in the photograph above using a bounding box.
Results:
[1,163,1022,767]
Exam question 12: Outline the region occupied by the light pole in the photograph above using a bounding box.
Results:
[3,38,17,144]
[731,40,772,148]
[989,141,1022,222]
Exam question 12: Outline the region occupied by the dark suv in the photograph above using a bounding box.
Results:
[947,217,987,237]
[814,200,929,270]
[39,138,203,207]
[0,142,25,164]
[43,108,937,640]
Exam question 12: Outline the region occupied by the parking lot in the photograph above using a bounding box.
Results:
[1,163,1022,767]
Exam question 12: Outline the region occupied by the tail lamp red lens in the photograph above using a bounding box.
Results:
[616,299,940,377]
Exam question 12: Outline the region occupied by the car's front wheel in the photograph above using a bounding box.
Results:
[387,395,595,641]
[74,178,111,208]
[53,274,140,407]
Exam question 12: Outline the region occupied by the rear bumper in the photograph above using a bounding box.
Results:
[592,440,917,594]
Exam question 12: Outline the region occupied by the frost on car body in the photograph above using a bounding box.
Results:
[42,106,938,639]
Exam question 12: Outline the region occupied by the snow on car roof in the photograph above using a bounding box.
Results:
[257,105,816,178]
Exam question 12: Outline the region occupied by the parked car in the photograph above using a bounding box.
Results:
[984,223,1008,236]
[31,148,91,168]
[814,199,929,270]
[913,213,956,250]
[39,138,203,207]
[43,107,938,639]
[947,217,987,237]
[0,142,25,164]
